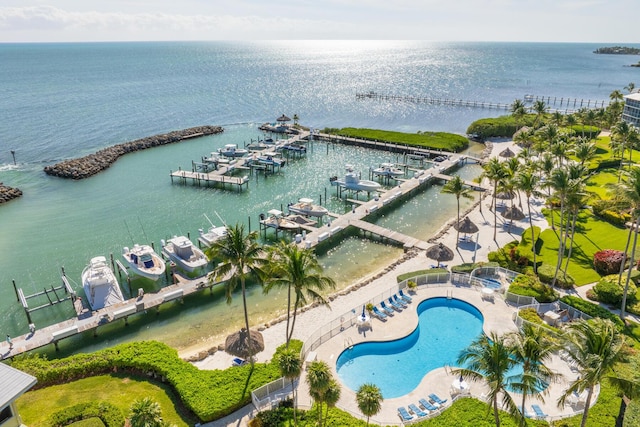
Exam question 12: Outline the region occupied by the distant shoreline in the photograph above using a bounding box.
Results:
[593,46,640,55]
[43,125,224,180]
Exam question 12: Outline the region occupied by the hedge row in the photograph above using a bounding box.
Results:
[49,401,123,427]
[333,128,469,152]
[508,274,558,303]
[560,295,625,329]
[11,341,286,422]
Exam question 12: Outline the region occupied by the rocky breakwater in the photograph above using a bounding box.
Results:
[0,184,23,204]
[44,125,224,180]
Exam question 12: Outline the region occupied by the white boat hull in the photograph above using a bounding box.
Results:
[288,204,328,217]
[122,245,166,281]
[82,256,124,311]
[162,236,208,273]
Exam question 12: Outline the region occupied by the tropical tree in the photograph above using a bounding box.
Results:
[356,383,383,426]
[265,241,335,346]
[206,223,268,365]
[515,169,540,273]
[507,324,560,426]
[278,348,302,425]
[573,139,598,166]
[561,180,587,281]
[558,319,626,427]
[532,100,547,128]
[625,82,636,94]
[550,167,570,288]
[612,120,633,181]
[129,397,163,427]
[306,360,332,427]
[511,99,527,131]
[293,113,300,126]
[441,175,474,244]
[551,111,564,127]
[453,332,519,427]
[615,166,640,321]
[323,379,342,424]
[482,157,507,240]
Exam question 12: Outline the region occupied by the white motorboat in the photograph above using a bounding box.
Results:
[372,162,404,177]
[202,152,230,165]
[198,224,228,247]
[82,256,124,311]
[253,152,285,167]
[218,144,248,158]
[260,209,300,231]
[330,165,382,192]
[161,235,208,272]
[288,198,328,217]
[122,244,166,281]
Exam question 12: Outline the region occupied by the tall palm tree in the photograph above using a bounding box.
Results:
[624,82,636,94]
[482,157,507,240]
[278,348,302,426]
[558,319,626,427]
[265,241,335,346]
[550,167,570,288]
[511,99,527,132]
[562,180,587,281]
[306,360,332,427]
[323,379,341,424]
[441,175,474,244]
[515,169,540,273]
[615,166,640,321]
[507,324,560,426]
[551,111,564,127]
[206,223,267,365]
[612,120,632,182]
[537,153,556,230]
[356,383,383,426]
[573,139,598,166]
[532,100,547,128]
[129,397,164,427]
[453,332,519,427]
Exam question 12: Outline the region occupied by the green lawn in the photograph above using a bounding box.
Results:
[585,170,618,201]
[536,209,634,286]
[16,374,196,427]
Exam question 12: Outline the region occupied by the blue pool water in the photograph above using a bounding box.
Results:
[336,297,484,398]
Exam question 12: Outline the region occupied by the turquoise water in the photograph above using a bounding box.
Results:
[2,40,639,354]
[336,297,484,398]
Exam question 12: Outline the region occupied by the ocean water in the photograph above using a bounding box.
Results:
[1,40,638,355]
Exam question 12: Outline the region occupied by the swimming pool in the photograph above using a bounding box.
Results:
[336,297,484,398]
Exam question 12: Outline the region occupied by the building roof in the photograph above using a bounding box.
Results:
[0,363,37,408]
[624,92,640,101]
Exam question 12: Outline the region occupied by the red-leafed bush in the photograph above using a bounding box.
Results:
[593,249,625,275]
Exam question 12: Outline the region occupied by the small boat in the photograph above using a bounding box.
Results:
[198,224,228,247]
[82,256,124,311]
[218,144,248,158]
[202,152,230,165]
[260,209,300,231]
[161,235,208,272]
[288,197,328,217]
[372,163,404,177]
[253,152,285,167]
[330,165,382,192]
[122,244,166,281]
[278,141,307,153]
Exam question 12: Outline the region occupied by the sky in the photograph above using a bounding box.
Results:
[0,1,638,43]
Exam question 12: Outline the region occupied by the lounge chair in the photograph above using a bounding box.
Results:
[232,357,247,366]
[429,393,447,406]
[393,294,408,307]
[380,301,395,315]
[399,289,413,303]
[408,403,429,417]
[372,306,387,320]
[419,398,439,412]
[388,297,403,311]
[531,404,546,419]
[397,406,414,422]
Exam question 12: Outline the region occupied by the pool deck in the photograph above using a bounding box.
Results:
[296,286,594,425]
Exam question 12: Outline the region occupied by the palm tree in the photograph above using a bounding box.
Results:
[511,99,527,132]
[615,166,640,321]
[558,319,626,427]
[573,139,598,166]
[507,324,560,426]
[515,169,540,273]
[129,397,163,427]
[561,180,587,281]
[482,157,507,240]
[550,167,570,288]
[293,114,299,126]
[356,383,383,426]
[265,242,335,346]
[536,153,556,230]
[453,332,519,427]
[610,89,624,104]
[612,120,632,182]
[322,379,341,424]
[532,100,547,128]
[205,223,267,365]
[625,82,636,94]
[441,175,474,244]
[551,111,564,127]
[278,348,302,426]
[306,360,332,427]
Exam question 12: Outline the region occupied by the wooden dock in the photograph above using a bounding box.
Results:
[170,168,250,190]
[1,272,227,359]
[432,173,489,192]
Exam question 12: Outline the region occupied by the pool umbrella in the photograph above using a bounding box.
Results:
[502,205,525,221]
[499,147,515,158]
[276,114,291,123]
[225,328,264,360]
[454,217,479,235]
[425,242,454,262]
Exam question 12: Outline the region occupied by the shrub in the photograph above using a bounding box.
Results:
[508,274,558,303]
[466,114,536,138]
[560,295,625,329]
[598,209,630,226]
[450,261,499,274]
[593,249,625,275]
[48,402,123,427]
[536,263,575,289]
[592,274,638,306]
[335,128,469,152]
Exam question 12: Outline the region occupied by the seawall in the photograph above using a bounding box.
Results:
[44,125,224,180]
[0,184,22,204]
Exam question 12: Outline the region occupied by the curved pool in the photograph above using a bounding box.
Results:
[336,297,484,398]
